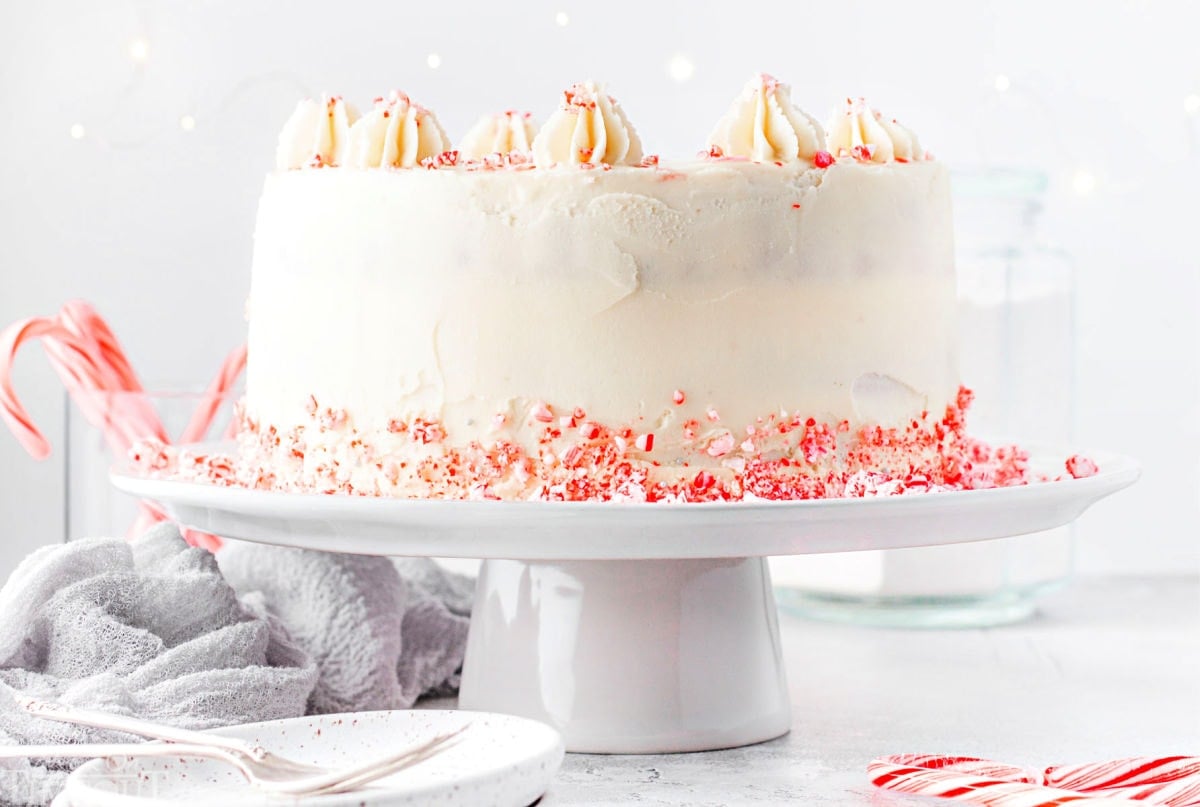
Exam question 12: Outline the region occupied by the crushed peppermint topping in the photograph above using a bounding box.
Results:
[128,387,1089,505]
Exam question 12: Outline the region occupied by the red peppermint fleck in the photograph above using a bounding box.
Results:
[1065,454,1099,479]
[672,389,686,405]
[692,470,715,491]
[813,150,834,168]
[579,422,601,440]
[635,433,655,452]
[531,401,554,423]
[851,144,875,162]
[561,445,584,467]
[411,419,445,444]
[706,432,735,457]
[387,418,408,433]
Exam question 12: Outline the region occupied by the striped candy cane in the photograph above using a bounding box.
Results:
[870,755,1200,806]
[1045,758,1200,806]
[0,300,245,551]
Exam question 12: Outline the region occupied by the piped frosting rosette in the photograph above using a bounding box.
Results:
[531,81,643,167]
[706,74,827,164]
[344,91,451,169]
[459,111,538,159]
[826,97,924,163]
[275,95,358,169]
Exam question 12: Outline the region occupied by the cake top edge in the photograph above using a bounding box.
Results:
[275,75,933,172]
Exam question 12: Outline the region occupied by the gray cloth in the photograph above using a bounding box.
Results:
[0,524,473,806]
[217,545,470,714]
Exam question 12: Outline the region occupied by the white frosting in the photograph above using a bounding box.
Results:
[826,98,924,163]
[246,160,958,477]
[275,96,358,170]
[706,74,825,163]
[875,114,923,162]
[459,111,538,159]
[344,91,450,169]
[531,82,643,167]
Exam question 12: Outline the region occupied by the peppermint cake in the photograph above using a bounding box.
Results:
[163,75,1087,501]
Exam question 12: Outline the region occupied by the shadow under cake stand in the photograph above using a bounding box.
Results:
[113,448,1137,754]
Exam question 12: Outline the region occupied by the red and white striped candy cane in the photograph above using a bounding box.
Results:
[1045,758,1200,806]
[0,300,244,551]
[870,754,1200,806]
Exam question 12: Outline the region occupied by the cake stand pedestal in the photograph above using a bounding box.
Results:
[461,557,789,753]
[112,449,1137,754]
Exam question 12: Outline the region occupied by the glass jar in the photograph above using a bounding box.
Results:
[65,390,239,541]
[771,168,1077,628]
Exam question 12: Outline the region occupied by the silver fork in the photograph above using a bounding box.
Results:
[16,698,468,796]
[20,699,320,775]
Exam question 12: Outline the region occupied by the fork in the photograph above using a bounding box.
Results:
[16,698,468,796]
[20,698,320,775]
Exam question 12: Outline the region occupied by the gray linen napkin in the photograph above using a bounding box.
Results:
[0,523,472,806]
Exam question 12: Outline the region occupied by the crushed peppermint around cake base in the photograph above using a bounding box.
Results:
[129,387,1098,502]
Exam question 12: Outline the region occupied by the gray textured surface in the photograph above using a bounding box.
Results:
[533,576,1200,805]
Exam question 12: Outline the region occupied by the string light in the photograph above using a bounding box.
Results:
[667,54,695,83]
[179,114,196,132]
[129,38,149,63]
[555,11,569,26]
[993,74,1011,92]
[1185,94,1200,116]
[426,52,441,69]
[69,124,86,140]
[1071,169,1097,196]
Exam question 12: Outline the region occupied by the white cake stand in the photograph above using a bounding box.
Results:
[112,449,1137,755]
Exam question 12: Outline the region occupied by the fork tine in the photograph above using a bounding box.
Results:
[266,723,471,797]
[311,728,470,795]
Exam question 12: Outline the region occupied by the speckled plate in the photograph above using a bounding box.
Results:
[58,710,564,807]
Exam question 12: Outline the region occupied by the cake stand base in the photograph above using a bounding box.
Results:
[459,557,791,753]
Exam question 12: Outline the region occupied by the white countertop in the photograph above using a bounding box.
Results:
[538,576,1200,805]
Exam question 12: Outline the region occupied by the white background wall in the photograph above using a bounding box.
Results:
[1,0,1197,578]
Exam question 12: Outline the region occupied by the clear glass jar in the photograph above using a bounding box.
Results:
[65,390,239,540]
[772,168,1077,628]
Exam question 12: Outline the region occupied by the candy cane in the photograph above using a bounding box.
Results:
[1045,759,1200,806]
[0,301,245,551]
[181,344,246,445]
[0,306,167,457]
[871,755,1200,807]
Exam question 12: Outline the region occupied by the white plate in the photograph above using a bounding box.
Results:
[111,448,1139,560]
[59,710,563,807]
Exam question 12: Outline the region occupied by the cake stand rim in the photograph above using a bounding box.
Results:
[110,447,1139,561]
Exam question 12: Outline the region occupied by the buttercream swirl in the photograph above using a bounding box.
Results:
[706,74,825,163]
[459,111,538,159]
[275,95,358,170]
[532,81,643,167]
[344,91,451,169]
[826,98,924,163]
